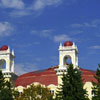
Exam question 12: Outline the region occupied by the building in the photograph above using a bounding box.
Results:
[0,45,17,86]
[0,41,97,100]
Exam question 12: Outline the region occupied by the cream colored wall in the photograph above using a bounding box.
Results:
[16,82,58,94]
[16,81,93,100]
[16,86,24,92]
[84,82,93,100]
[59,52,78,69]
[58,75,63,86]
[16,83,58,99]
[47,84,58,97]
[5,77,11,81]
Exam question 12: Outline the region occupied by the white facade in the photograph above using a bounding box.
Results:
[0,47,15,78]
[56,42,78,76]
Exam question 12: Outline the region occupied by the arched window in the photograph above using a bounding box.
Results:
[91,89,95,96]
[63,55,72,65]
[50,90,54,95]
[0,59,6,70]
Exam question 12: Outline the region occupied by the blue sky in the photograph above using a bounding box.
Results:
[0,0,100,75]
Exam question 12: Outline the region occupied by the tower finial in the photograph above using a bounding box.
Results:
[59,42,62,49]
[73,42,75,46]
[12,49,14,56]
[8,46,10,52]
[60,42,62,46]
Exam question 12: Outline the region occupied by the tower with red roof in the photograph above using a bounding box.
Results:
[56,41,78,73]
[0,45,17,84]
[55,41,79,86]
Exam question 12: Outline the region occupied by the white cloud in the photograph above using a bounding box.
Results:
[31,29,52,38]
[0,0,62,17]
[84,22,97,28]
[0,0,25,9]
[54,34,72,42]
[15,64,27,75]
[32,0,62,11]
[15,63,39,75]
[71,19,100,29]
[92,19,100,25]
[71,22,97,28]
[69,30,83,35]
[10,10,30,17]
[31,30,72,43]
[90,45,100,49]
[70,24,83,28]
[0,0,81,17]
[0,22,14,37]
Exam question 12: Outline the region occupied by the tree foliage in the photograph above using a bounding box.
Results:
[55,64,89,100]
[17,84,54,100]
[0,70,13,100]
[92,64,100,100]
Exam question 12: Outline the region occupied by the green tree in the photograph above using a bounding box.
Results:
[55,64,89,100]
[0,70,13,100]
[92,64,100,100]
[18,84,54,100]
[12,89,20,100]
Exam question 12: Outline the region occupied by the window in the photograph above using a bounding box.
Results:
[91,89,95,96]
[64,56,72,66]
[0,59,6,70]
[50,90,54,95]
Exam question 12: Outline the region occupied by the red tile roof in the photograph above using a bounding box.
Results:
[15,67,97,87]
[15,67,58,87]
[80,68,97,83]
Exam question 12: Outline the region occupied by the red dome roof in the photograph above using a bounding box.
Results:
[64,41,73,46]
[15,67,58,87]
[80,68,97,83]
[0,45,8,51]
[15,67,97,87]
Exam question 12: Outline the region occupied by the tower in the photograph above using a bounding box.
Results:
[55,41,78,85]
[0,45,16,82]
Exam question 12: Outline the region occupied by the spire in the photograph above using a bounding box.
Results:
[73,42,75,46]
[12,49,14,56]
[59,42,62,49]
[7,46,10,52]
[60,42,62,46]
